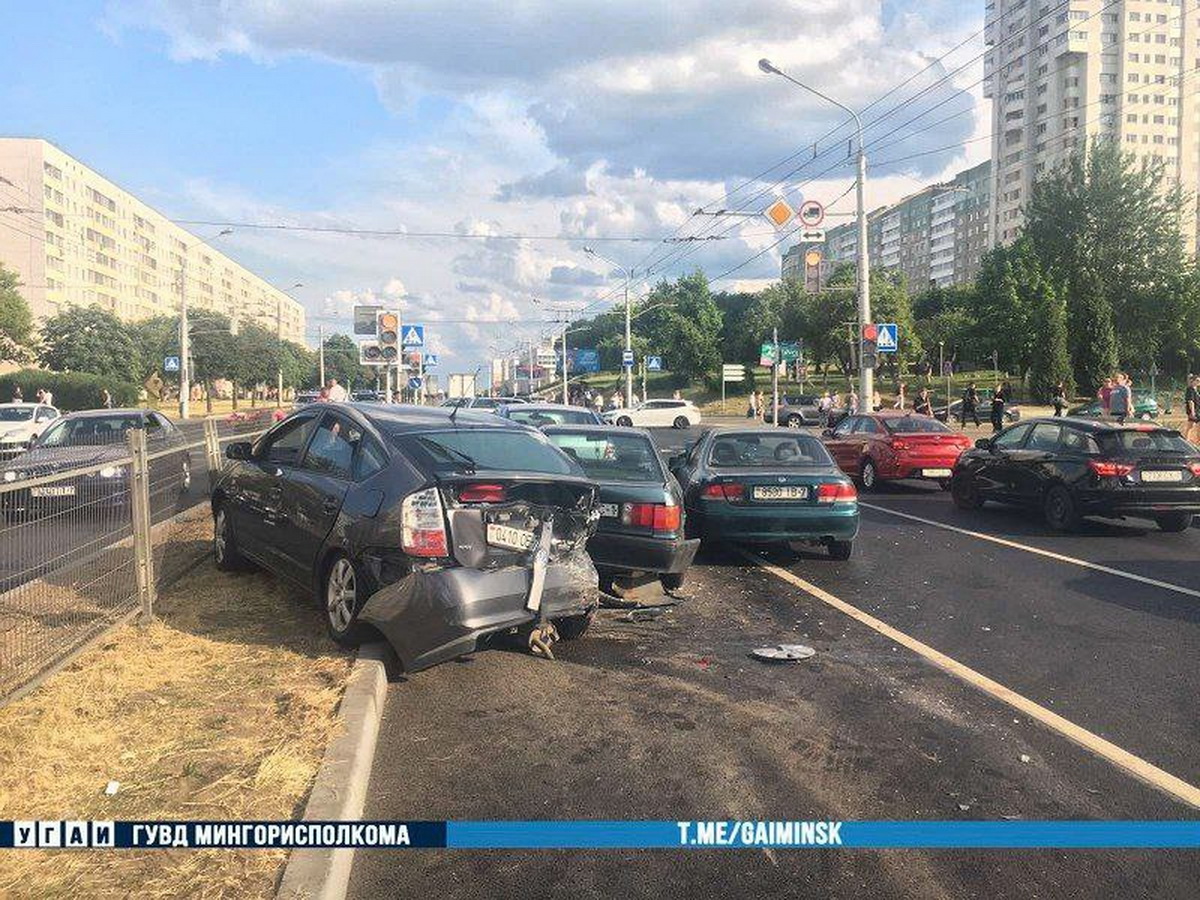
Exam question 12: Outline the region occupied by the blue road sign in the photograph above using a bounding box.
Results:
[402,325,425,348]
[622,349,635,368]
[423,353,439,368]
[876,323,898,353]
[570,348,601,374]
[645,356,663,371]
[163,355,180,373]
[408,376,423,390]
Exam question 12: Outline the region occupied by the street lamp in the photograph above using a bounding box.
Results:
[583,246,636,409]
[758,58,873,409]
[179,227,233,419]
[273,282,303,406]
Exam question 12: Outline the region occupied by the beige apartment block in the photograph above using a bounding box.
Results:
[984,0,1200,249]
[0,138,305,343]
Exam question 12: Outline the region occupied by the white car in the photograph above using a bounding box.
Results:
[0,403,61,459]
[604,399,701,429]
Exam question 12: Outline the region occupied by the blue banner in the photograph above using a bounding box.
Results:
[569,348,601,374]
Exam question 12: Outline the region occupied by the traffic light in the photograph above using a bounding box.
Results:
[861,323,878,370]
[359,340,384,365]
[377,311,399,362]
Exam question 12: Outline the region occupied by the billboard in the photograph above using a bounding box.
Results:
[569,348,601,374]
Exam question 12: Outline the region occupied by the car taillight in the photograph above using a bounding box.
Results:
[1089,460,1134,478]
[890,439,909,452]
[401,487,448,557]
[622,502,682,532]
[817,482,857,504]
[1188,462,1200,477]
[458,483,506,503]
[701,482,744,501]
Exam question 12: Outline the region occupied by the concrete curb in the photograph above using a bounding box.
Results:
[276,641,390,900]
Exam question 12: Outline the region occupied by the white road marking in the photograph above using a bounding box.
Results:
[860,501,1200,601]
[739,549,1200,810]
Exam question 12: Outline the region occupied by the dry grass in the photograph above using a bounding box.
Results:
[0,518,353,899]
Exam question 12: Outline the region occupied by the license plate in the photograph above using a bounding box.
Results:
[753,485,808,501]
[598,503,620,519]
[486,522,536,551]
[1141,470,1184,483]
[30,485,75,497]
[923,468,953,478]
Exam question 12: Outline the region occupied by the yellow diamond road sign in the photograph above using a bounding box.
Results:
[764,199,794,228]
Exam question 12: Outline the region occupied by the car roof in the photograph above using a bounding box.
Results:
[711,427,820,438]
[0,403,40,409]
[1021,416,1173,433]
[332,402,524,433]
[60,408,156,419]
[543,424,653,438]
[509,403,591,412]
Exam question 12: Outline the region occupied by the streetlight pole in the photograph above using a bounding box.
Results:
[274,283,303,408]
[318,324,326,388]
[759,59,872,409]
[584,246,635,409]
[179,228,232,419]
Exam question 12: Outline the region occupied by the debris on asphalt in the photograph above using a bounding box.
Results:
[1019,753,1032,764]
[623,607,670,623]
[750,644,816,663]
[104,780,119,796]
[958,803,972,812]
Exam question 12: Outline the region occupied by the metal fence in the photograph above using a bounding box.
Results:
[0,410,274,705]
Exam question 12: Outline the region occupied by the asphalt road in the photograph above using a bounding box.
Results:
[348,423,1200,899]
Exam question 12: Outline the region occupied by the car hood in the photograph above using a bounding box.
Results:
[0,423,36,440]
[2,444,127,477]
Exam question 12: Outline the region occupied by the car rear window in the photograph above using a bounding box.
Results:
[1098,429,1195,455]
[508,408,597,426]
[710,434,833,468]
[546,431,663,483]
[37,415,140,447]
[407,429,578,475]
[883,416,951,434]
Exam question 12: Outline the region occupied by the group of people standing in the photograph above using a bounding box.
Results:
[1095,373,1137,424]
[957,382,1014,433]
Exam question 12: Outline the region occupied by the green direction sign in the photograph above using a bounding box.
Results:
[759,341,801,366]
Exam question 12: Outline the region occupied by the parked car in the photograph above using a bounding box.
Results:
[0,409,191,514]
[211,403,600,669]
[440,396,528,412]
[1068,392,1160,421]
[604,399,701,429]
[933,398,1022,425]
[951,417,1200,532]
[351,389,386,403]
[497,403,602,428]
[762,395,819,427]
[821,412,972,491]
[0,403,60,460]
[294,390,321,408]
[544,425,699,589]
[668,428,859,558]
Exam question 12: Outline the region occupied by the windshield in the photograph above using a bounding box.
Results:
[409,429,578,475]
[1098,429,1196,455]
[37,416,139,447]
[884,416,953,434]
[547,431,663,482]
[508,408,596,427]
[0,408,34,422]
[710,433,834,468]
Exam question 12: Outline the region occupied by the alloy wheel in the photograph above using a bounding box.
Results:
[214,509,227,563]
[326,558,357,633]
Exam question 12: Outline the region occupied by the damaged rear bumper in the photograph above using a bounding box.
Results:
[358,554,598,672]
[587,531,700,576]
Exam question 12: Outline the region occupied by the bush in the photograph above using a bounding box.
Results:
[0,369,140,411]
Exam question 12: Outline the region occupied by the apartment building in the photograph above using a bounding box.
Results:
[984,0,1200,247]
[0,138,305,343]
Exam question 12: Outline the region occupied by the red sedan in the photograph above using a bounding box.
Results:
[820,412,971,491]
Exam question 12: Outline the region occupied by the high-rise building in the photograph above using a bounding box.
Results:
[984,0,1200,248]
[0,139,305,343]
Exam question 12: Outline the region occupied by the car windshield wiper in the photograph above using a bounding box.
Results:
[423,440,478,472]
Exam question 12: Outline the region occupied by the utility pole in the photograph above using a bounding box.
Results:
[561,319,569,405]
[584,246,635,409]
[276,296,284,407]
[178,259,190,420]
[772,326,780,426]
[318,324,326,387]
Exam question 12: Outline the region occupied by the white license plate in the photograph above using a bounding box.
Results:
[30,485,76,497]
[598,503,620,519]
[922,468,953,478]
[753,485,808,501]
[1141,470,1184,483]
[486,522,536,551]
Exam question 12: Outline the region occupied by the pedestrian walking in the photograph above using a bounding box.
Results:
[847,390,860,416]
[101,388,113,409]
[1110,373,1133,424]
[817,391,832,427]
[1098,377,1114,415]
[326,378,348,402]
[1186,375,1200,446]
[592,392,604,415]
[961,383,981,428]
[913,387,932,417]
[1052,382,1068,417]
[893,382,907,410]
[990,382,1010,433]
[746,390,759,419]
[609,390,621,411]
[11,385,21,403]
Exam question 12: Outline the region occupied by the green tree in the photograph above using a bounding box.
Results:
[1068,267,1119,393]
[869,270,922,380]
[187,309,237,413]
[129,315,179,382]
[321,333,373,389]
[0,264,34,364]
[974,242,1039,376]
[1027,279,1075,402]
[231,322,279,406]
[640,271,723,383]
[38,305,137,381]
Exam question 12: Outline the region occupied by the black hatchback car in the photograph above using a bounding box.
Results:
[543,425,699,589]
[211,404,600,670]
[951,417,1200,532]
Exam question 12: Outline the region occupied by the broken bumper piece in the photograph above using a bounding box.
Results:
[359,553,598,672]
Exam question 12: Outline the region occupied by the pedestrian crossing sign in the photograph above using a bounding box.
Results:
[401,325,425,348]
[876,323,898,353]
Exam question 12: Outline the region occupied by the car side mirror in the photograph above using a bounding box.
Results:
[975,438,993,451]
[225,441,253,460]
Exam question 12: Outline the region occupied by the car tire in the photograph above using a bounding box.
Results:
[786,415,803,428]
[1155,512,1193,532]
[660,571,686,590]
[1139,412,1152,421]
[554,611,593,640]
[673,416,689,429]
[860,460,879,492]
[617,416,633,427]
[951,473,983,510]
[323,554,370,646]
[213,505,249,571]
[1043,484,1081,532]
[828,539,853,561]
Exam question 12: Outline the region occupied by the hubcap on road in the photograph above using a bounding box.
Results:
[327,559,356,632]
[214,510,226,562]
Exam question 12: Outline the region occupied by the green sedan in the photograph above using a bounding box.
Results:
[1069,392,1161,421]
[667,428,860,559]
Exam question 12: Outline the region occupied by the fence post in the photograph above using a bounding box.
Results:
[203,416,221,478]
[127,427,157,622]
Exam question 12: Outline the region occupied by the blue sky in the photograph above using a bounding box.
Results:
[1,0,986,366]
